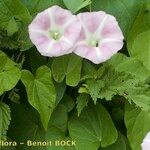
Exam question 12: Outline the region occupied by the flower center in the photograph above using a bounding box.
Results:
[89,39,99,47]
[49,30,61,40]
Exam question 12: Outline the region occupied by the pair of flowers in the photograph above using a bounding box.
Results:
[28,5,150,150]
[29,5,124,64]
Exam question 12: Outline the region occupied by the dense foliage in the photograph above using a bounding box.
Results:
[0,0,150,150]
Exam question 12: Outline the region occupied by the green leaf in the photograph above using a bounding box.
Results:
[100,132,131,150]
[6,18,18,36]
[0,0,31,29]
[0,50,21,96]
[76,94,90,116]
[86,68,135,102]
[66,54,82,86]
[0,0,33,50]
[107,53,150,81]
[125,89,150,112]
[125,102,150,150]
[80,60,96,81]
[128,30,150,71]
[17,24,33,51]
[52,54,82,87]
[0,30,19,50]
[92,0,144,38]
[21,66,56,130]
[8,103,72,150]
[55,82,66,106]
[46,104,75,150]
[8,103,46,150]
[0,102,11,140]
[21,0,65,15]
[52,55,69,82]
[68,103,118,150]
[63,0,91,13]
[86,79,105,102]
[127,3,150,41]
[127,3,150,70]
[29,48,47,74]
[82,60,96,76]
[83,53,150,111]
[60,94,75,112]
[8,89,20,104]
[0,24,33,51]
[48,104,68,133]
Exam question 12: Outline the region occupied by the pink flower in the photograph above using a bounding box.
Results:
[142,132,150,150]
[28,5,81,57]
[73,12,124,64]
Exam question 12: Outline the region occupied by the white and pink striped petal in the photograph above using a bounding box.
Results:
[28,5,81,57]
[142,132,150,150]
[74,12,124,64]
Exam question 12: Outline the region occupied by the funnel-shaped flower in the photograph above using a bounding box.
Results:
[142,132,150,150]
[74,12,124,64]
[29,5,81,57]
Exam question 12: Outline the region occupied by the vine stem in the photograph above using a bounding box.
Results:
[89,0,92,12]
[16,51,22,63]
[31,0,40,14]
[0,92,6,102]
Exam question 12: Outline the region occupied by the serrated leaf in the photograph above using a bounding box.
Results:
[68,103,118,150]
[0,30,19,49]
[21,66,56,131]
[8,89,20,104]
[6,18,18,36]
[125,102,150,150]
[18,24,33,51]
[76,94,89,116]
[84,53,150,111]
[107,53,150,81]
[63,0,91,13]
[86,79,105,103]
[0,0,32,51]
[0,102,11,140]
[0,50,21,96]
[52,54,82,87]
[124,88,150,112]
[86,68,135,101]
[0,24,33,51]
[0,0,31,29]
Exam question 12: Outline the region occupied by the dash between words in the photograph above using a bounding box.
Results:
[0,140,76,147]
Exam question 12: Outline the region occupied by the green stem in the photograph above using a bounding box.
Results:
[31,0,40,14]
[16,51,22,63]
[89,0,92,12]
[1,92,6,102]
